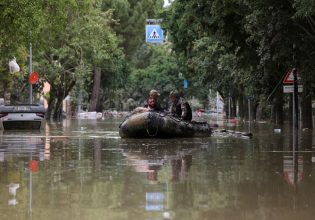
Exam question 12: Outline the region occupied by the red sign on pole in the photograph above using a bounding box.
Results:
[283,70,294,84]
[29,71,39,84]
[283,69,301,84]
[29,160,38,172]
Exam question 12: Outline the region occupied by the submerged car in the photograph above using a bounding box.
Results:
[0,99,45,130]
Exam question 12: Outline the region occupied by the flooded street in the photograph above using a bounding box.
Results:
[0,118,315,220]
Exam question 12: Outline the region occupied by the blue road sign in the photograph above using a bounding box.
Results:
[146,25,164,43]
[184,79,188,89]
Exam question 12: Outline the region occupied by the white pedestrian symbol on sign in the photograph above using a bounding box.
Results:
[146,24,164,43]
[149,28,160,39]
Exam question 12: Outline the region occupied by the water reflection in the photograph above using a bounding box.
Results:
[281,129,313,188]
[120,139,200,219]
[0,129,49,218]
[0,130,47,162]
[121,140,195,183]
[0,120,315,220]
[8,183,20,206]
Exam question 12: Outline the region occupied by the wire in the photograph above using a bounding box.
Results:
[266,70,290,102]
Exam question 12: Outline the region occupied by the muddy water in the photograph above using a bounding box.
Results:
[0,119,314,220]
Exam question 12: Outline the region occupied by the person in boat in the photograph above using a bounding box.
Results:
[169,90,192,121]
[144,89,163,112]
[131,90,163,114]
[144,96,163,111]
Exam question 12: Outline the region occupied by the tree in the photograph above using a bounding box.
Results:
[165,0,260,118]
[128,44,178,106]
[102,0,164,58]
[0,0,43,100]
[165,0,315,126]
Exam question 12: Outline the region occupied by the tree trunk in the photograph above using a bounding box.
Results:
[301,94,313,129]
[46,98,55,120]
[232,96,237,118]
[272,95,284,125]
[256,101,264,121]
[253,102,258,121]
[89,67,101,112]
[53,97,63,120]
[238,95,246,120]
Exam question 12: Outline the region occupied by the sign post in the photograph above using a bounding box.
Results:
[283,68,302,129]
[293,68,299,129]
[146,19,164,44]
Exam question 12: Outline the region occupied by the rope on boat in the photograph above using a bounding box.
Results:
[146,112,159,137]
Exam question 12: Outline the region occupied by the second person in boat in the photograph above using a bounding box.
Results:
[169,90,192,121]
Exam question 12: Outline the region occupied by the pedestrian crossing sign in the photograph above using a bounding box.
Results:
[146,25,164,43]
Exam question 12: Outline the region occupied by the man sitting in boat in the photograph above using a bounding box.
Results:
[131,90,163,114]
[144,90,163,112]
[169,90,192,121]
[144,96,163,111]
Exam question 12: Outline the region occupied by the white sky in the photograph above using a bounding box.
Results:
[163,0,172,7]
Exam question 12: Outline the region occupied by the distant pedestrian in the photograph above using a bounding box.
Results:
[169,90,192,121]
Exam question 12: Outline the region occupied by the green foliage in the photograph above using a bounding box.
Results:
[0,0,43,57]
[31,0,125,117]
[0,0,43,98]
[128,44,178,104]
[293,0,315,17]
[102,0,164,58]
[165,0,257,102]
[2,0,315,120]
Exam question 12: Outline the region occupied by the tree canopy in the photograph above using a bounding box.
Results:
[1,0,315,126]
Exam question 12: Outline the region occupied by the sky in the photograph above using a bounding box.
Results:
[163,0,172,7]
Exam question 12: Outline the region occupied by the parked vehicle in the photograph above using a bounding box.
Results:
[0,99,45,130]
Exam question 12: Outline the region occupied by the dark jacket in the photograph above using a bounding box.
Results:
[169,97,192,121]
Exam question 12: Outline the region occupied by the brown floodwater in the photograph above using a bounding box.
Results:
[0,118,314,220]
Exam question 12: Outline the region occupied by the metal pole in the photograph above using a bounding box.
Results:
[248,98,251,121]
[293,68,298,129]
[29,43,33,104]
[248,98,251,133]
[216,91,219,120]
[292,92,295,131]
[228,94,231,123]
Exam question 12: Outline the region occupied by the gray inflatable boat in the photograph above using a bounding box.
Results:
[119,112,212,138]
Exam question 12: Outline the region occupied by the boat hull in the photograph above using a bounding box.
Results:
[119,112,212,138]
